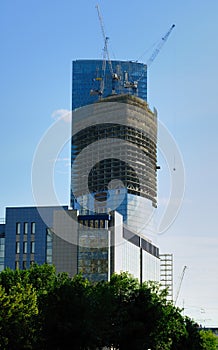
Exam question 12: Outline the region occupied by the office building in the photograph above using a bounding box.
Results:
[53,209,159,282]
[1,59,161,284]
[4,206,67,270]
[2,206,159,283]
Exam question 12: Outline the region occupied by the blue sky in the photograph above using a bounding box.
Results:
[1,0,218,326]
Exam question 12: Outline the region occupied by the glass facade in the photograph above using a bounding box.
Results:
[77,216,110,282]
[72,60,147,110]
[76,212,159,283]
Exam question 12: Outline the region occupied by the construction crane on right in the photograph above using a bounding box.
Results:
[146,24,175,67]
[125,23,176,95]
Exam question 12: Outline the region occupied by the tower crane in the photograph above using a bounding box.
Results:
[93,6,175,98]
[125,24,175,93]
[174,265,187,305]
[90,37,108,97]
[94,4,119,96]
[143,24,175,67]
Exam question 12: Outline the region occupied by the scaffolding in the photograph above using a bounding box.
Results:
[71,94,158,209]
[159,254,173,301]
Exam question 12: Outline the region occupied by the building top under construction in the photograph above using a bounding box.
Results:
[97,93,154,114]
[72,59,147,110]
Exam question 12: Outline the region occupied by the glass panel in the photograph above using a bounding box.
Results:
[77,227,108,282]
[31,222,36,234]
[99,220,105,228]
[16,222,21,235]
[94,220,99,228]
[23,241,27,254]
[24,222,28,235]
[16,242,20,254]
[30,241,35,254]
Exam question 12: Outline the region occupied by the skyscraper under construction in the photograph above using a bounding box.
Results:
[71,59,158,237]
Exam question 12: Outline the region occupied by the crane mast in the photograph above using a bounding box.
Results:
[93,6,175,98]
[95,4,119,96]
[96,5,112,76]
[175,265,187,305]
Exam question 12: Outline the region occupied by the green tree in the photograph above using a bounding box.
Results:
[40,273,92,350]
[0,283,38,350]
[0,265,206,350]
[0,263,59,296]
[0,264,71,349]
[200,329,218,350]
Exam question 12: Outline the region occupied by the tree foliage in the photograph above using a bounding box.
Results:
[200,329,218,350]
[0,265,210,349]
[0,283,38,349]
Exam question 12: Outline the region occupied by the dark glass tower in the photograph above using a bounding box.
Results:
[72,59,147,110]
[71,59,157,236]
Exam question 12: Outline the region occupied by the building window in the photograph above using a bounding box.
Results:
[31,222,36,234]
[23,241,27,254]
[99,220,105,228]
[24,222,28,235]
[30,241,35,254]
[16,242,20,254]
[23,261,27,270]
[15,261,19,269]
[16,222,21,235]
